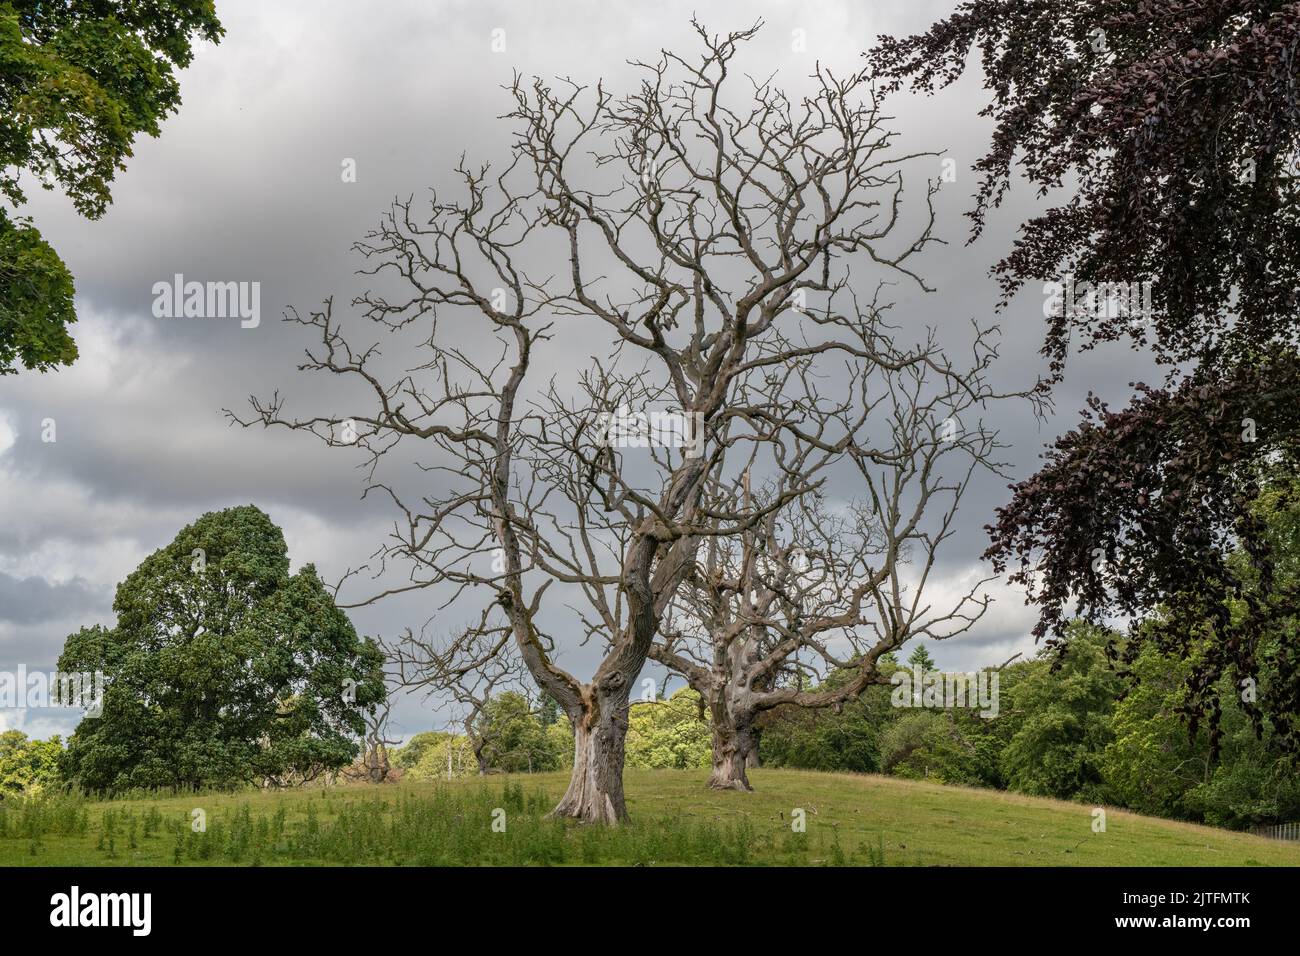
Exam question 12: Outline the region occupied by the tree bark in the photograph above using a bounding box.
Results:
[551,685,631,824]
[707,693,757,791]
[743,727,761,769]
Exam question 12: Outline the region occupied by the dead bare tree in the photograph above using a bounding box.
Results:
[229,19,984,822]
[383,622,530,775]
[650,324,1007,790]
[352,697,399,783]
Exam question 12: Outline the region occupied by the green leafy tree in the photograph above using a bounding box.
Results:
[58,505,385,792]
[397,710,574,779]
[0,729,62,796]
[881,694,1020,789]
[537,693,559,728]
[1101,642,1207,817]
[906,644,936,672]
[1102,637,1300,829]
[392,731,446,770]
[403,732,475,780]
[1000,624,1123,801]
[760,676,897,774]
[476,692,562,773]
[545,714,573,771]
[879,711,983,784]
[0,0,223,374]
[1184,725,1300,830]
[625,689,711,770]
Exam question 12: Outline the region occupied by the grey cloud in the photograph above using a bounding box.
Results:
[0,573,108,626]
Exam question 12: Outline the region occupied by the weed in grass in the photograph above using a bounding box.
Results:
[0,794,90,840]
[865,834,886,867]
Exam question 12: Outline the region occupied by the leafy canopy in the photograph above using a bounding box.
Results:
[0,0,223,374]
[871,1,1300,751]
[0,729,62,797]
[58,505,385,792]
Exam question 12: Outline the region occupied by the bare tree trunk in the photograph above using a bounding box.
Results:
[743,727,762,769]
[707,690,757,792]
[472,738,490,776]
[708,725,753,791]
[551,687,630,823]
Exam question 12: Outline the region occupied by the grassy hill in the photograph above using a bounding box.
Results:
[4,768,1299,866]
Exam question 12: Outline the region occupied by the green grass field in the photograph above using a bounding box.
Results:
[3,768,1298,866]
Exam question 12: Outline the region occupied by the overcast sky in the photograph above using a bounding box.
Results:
[0,0,1157,743]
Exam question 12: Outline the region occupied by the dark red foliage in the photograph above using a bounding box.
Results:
[984,350,1300,750]
[872,2,1300,749]
[871,0,1300,375]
